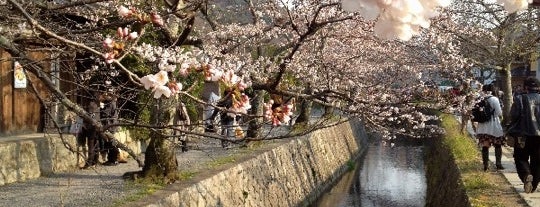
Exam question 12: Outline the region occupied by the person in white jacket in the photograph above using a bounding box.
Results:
[474,84,505,171]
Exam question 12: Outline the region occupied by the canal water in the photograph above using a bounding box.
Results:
[313,139,426,207]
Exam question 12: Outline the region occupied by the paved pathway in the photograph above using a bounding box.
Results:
[497,146,540,207]
[0,136,237,207]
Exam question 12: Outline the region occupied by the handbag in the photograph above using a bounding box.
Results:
[69,116,83,135]
[506,95,525,148]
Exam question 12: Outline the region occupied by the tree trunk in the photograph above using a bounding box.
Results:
[322,99,334,118]
[499,64,513,125]
[295,84,313,125]
[142,98,178,179]
[247,90,264,139]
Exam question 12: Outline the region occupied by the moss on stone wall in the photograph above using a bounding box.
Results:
[424,113,471,207]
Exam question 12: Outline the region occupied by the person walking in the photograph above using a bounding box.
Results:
[100,92,120,166]
[210,90,234,149]
[508,77,540,193]
[174,101,190,152]
[473,84,505,171]
[201,80,220,132]
[81,94,101,169]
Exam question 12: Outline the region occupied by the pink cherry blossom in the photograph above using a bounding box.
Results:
[140,74,157,90]
[151,13,164,26]
[154,70,169,86]
[153,85,172,98]
[168,82,182,94]
[117,27,124,38]
[102,37,114,49]
[204,66,224,82]
[128,32,138,40]
[117,6,133,18]
[103,52,115,64]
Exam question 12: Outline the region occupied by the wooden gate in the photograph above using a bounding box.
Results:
[0,49,49,135]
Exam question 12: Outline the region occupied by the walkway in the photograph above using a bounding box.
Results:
[0,136,237,207]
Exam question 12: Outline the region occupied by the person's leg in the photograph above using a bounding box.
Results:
[494,144,504,169]
[482,146,490,171]
[220,118,233,149]
[85,134,98,168]
[514,139,531,183]
[98,135,106,163]
[477,134,492,171]
[103,141,119,165]
[108,146,119,163]
[528,137,540,191]
[203,105,214,131]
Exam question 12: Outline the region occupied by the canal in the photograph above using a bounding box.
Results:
[313,138,426,207]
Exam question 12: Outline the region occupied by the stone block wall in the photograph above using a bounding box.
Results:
[0,129,141,186]
[128,120,368,207]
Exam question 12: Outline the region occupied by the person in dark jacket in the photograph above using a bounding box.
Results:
[210,90,234,149]
[509,77,540,193]
[99,93,120,166]
[81,95,100,169]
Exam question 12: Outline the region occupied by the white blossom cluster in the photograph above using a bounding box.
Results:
[133,43,203,75]
[497,0,532,13]
[341,0,532,40]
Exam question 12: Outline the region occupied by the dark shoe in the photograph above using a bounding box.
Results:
[180,140,188,152]
[103,161,118,166]
[205,125,216,133]
[221,140,231,149]
[496,164,505,170]
[525,175,533,193]
[483,164,489,172]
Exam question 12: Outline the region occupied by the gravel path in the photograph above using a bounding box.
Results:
[0,137,236,207]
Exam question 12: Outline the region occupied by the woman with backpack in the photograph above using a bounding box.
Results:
[473,84,505,171]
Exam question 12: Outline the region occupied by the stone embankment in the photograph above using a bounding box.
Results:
[124,120,369,206]
[0,120,368,207]
[0,129,140,186]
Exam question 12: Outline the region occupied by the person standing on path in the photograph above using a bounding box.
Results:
[210,89,234,149]
[81,94,101,169]
[473,84,505,171]
[201,80,220,132]
[100,92,120,166]
[508,77,540,193]
[174,101,190,152]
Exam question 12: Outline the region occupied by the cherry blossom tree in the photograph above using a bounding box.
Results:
[3,0,534,181]
[432,0,540,122]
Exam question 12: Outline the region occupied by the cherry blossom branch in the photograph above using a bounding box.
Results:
[36,0,109,10]
[8,0,141,86]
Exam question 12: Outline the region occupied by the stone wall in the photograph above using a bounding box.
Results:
[0,129,140,186]
[126,119,369,207]
[424,136,470,207]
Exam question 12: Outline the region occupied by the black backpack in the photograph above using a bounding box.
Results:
[471,96,494,123]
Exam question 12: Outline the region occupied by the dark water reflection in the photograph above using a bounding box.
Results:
[313,140,426,207]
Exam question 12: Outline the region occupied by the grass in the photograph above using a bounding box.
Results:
[112,179,165,206]
[439,113,512,207]
[206,155,237,168]
[177,170,197,181]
